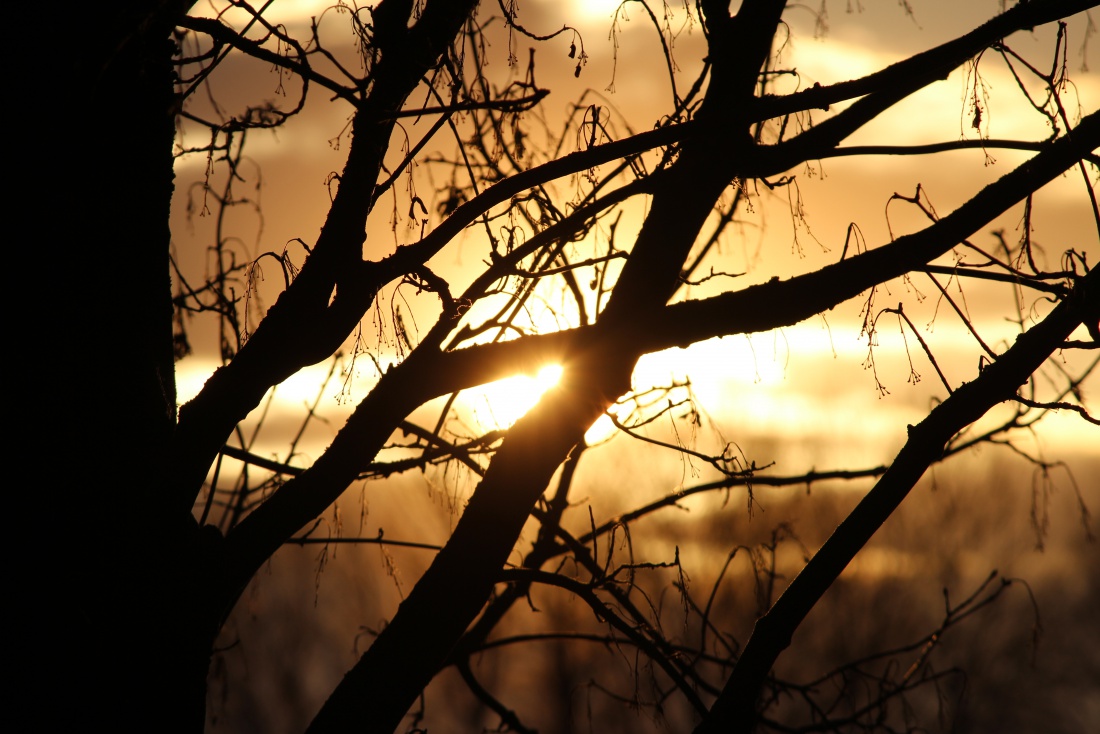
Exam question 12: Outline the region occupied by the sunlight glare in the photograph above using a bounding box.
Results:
[466,364,563,430]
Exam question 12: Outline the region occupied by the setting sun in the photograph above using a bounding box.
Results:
[465,364,564,429]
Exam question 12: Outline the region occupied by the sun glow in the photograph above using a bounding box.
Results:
[465,364,564,430]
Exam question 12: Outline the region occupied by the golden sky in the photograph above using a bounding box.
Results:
[171,2,1099,466]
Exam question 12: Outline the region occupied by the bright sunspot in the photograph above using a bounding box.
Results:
[467,364,564,429]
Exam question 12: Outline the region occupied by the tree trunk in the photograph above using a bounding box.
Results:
[52,3,215,729]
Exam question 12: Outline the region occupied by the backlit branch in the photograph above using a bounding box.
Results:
[696,266,1097,734]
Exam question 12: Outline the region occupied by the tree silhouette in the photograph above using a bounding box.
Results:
[51,1,1096,732]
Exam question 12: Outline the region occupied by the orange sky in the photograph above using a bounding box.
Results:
[171,2,1099,470]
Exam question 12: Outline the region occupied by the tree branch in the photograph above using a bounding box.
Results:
[172,0,480,513]
[694,265,1098,733]
[745,0,1087,176]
